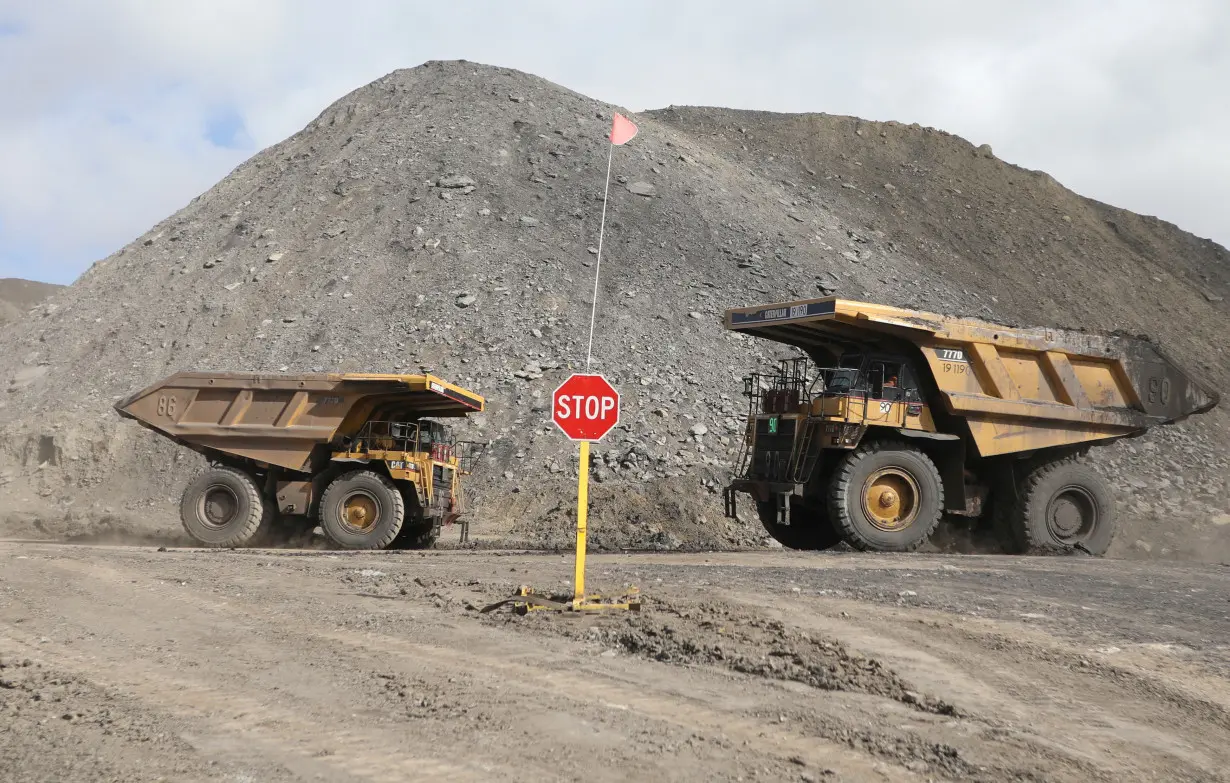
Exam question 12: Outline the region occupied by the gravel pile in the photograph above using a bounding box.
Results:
[0,279,63,327]
[0,60,1225,558]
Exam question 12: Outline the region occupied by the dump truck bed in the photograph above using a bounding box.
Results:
[114,372,485,472]
[724,297,1218,456]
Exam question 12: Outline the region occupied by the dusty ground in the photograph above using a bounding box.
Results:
[1,539,1227,782]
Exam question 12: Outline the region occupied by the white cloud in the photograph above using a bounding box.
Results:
[1,0,1227,283]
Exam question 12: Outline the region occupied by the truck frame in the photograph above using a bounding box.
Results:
[115,371,486,550]
[722,297,1219,554]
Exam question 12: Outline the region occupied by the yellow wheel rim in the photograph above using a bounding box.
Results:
[341,493,380,533]
[861,468,920,532]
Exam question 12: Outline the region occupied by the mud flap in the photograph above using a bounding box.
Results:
[777,492,792,525]
[723,486,738,519]
[442,511,468,544]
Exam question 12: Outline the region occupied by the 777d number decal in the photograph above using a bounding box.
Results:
[936,347,968,363]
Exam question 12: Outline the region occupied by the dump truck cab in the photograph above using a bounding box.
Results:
[723,296,1218,555]
[115,371,486,551]
[811,352,934,435]
[331,417,476,530]
[739,353,935,489]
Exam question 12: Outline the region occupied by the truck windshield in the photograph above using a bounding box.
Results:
[417,422,434,446]
[810,354,862,394]
[818,368,860,394]
[417,421,451,448]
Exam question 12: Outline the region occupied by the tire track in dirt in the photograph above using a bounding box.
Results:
[7,551,920,782]
[714,591,1229,781]
[0,555,561,783]
[0,630,498,783]
[312,626,916,780]
[10,545,1228,782]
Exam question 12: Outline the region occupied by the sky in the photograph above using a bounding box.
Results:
[1,1,1227,285]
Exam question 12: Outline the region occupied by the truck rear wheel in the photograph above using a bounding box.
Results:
[755,497,841,550]
[180,466,273,547]
[1008,460,1117,555]
[319,470,405,550]
[828,441,944,552]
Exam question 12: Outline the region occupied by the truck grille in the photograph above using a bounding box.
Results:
[749,418,797,481]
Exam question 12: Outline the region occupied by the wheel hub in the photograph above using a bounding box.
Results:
[342,493,379,532]
[861,468,920,532]
[200,485,238,529]
[1047,486,1096,542]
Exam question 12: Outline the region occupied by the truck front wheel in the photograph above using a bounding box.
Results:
[755,496,842,550]
[179,466,273,547]
[319,470,405,550]
[828,441,944,552]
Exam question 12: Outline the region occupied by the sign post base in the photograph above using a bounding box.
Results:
[481,439,640,616]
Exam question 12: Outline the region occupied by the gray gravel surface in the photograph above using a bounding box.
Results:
[2,541,1228,782]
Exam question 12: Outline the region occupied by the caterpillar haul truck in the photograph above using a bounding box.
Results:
[115,372,485,550]
[721,297,1219,555]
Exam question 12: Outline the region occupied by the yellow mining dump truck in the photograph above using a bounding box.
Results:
[722,297,1218,555]
[115,372,486,550]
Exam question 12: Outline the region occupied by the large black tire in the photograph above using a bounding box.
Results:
[318,471,405,550]
[179,466,273,547]
[755,496,842,550]
[828,441,944,552]
[1008,459,1117,555]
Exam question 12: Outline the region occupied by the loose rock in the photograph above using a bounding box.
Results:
[436,174,476,189]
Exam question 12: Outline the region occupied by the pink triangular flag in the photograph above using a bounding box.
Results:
[609,113,638,145]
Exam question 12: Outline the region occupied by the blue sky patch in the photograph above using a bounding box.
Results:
[0,20,25,37]
[204,106,251,150]
[104,108,132,127]
[0,217,111,285]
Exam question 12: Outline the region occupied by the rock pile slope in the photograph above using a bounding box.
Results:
[0,278,63,327]
[0,61,1225,558]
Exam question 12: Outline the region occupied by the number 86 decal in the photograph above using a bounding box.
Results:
[157,395,177,418]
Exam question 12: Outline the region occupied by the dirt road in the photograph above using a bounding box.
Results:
[1,541,1227,782]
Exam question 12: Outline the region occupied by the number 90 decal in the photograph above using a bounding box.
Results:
[1147,377,1171,406]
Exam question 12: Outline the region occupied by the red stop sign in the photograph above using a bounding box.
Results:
[552,373,620,442]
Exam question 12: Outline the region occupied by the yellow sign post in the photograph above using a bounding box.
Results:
[484,424,638,615]
[573,440,591,605]
[545,436,638,613]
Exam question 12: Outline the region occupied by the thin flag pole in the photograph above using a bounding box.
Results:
[584,112,636,372]
[585,142,615,372]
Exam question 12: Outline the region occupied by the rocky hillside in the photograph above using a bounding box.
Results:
[0,61,1225,559]
[0,278,63,327]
